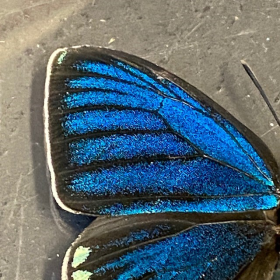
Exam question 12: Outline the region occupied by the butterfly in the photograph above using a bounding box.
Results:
[44,46,280,280]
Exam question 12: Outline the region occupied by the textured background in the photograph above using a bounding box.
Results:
[1,1,280,279]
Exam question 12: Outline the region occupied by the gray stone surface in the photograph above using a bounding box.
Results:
[0,1,280,279]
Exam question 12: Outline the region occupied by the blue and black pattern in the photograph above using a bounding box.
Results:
[62,216,278,280]
[45,47,280,280]
[46,47,279,215]
[93,223,264,279]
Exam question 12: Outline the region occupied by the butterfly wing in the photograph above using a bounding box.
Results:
[44,46,279,215]
[61,214,278,280]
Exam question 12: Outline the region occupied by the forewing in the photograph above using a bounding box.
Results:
[62,215,278,280]
[45,46,279,215]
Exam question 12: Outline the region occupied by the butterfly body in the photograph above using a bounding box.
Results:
[44,46,280,280]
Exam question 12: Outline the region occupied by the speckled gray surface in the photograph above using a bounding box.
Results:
[1,1,280,279]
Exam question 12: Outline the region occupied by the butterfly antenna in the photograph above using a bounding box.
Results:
[241,60,280,127]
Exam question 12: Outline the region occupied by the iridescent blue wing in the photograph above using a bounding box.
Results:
[44,46,279,215]
[62,214,278,280]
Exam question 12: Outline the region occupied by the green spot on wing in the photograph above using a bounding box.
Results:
[57,50,67,64]
[72,270,93,280]
[72,246,92,268]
